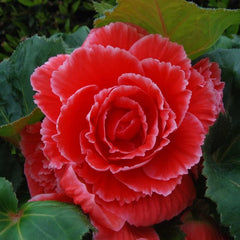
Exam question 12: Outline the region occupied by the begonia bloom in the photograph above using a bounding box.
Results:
[20,22,224,239]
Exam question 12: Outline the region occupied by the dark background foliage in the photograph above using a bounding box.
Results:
[0,0,115,61]
[0,0,239,62]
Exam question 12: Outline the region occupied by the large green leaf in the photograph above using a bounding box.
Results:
[95,0,240,59]
[204,151,240,240]
[0,27,89,143]
[8,36,66,117]
[0,178,92,240]
[0,36,66,141]
[203,46,240,239]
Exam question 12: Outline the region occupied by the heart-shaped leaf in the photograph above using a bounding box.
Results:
[0,178,92,240]
[0,27,89,143]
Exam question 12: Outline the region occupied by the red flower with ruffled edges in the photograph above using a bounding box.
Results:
[20,22,224,239]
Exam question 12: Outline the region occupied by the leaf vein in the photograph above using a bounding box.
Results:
[154,0,168,37]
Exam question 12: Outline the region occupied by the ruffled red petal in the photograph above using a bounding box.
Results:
[41,117,69,169]
[142,59,191,126]
[94,223,159,240]
[193,58,224,114]
[87,85,151,158]
[56,85,99,162]
[187,69,219,133]
[51,45,143,104]
[82,22,147,50]
[59,165,125,231]
[129,34,191,78]
[115,168,182,196]
[20,122,58,196]
[143,113,204,181]
[80,132,153,173]
[76,163,145,204]
[118,72,177,142]
[96,174,195,227]
[31,54,69,123]
[83,72,178,173]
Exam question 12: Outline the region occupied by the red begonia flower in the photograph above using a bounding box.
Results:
[20,22,224,239]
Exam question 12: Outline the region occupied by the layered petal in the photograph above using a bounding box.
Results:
[76,163,145,204]
[84,72,177,173]
[192,58,224,120]
[118,72,177,142]
[141,59,191,126]
[80,132,156,173]
[31,54,69,123]
[51,45,143,104]
[41,117,69,169]
[59,165,125,231]
[86,85,151,158]
[82,22,147,50]
[143,113,204,180]
[187,69,219,133]
[56,85,99,162]
[129,34,191,78]
[115,168,182,196]
[96,174,196,227]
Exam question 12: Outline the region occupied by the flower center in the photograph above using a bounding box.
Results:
[107,109,141,142]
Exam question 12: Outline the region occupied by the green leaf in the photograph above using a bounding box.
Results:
[0,35,67,142]
[95,0,240,59]
[71,0,81,13]
[0,108,44,144]
[9,36,66,116]
[224,24,239,37]
[93,1,116,15]
[0,59,22,126]
[202,46,240,239]
[0,35,66,124]
[209,34,240,51]
[203,153,240,240]
[0,178,92,240]
[209,36,234,51]
[0,178,18,213]
[0,28,90,143]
